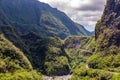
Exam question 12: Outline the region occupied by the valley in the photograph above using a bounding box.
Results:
[0,0,120,80]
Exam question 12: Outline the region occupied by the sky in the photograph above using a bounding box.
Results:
[38,0,106,31]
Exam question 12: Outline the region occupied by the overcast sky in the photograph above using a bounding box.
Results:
[38,0,106,31]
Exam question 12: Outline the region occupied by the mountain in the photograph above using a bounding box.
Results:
[88,0,120,70]
[71,0,120,80]
[21,34,70,76]
[87,0,120,78]
[0,25,70,76]
[0,33,42,79]
[74,23,94,36]
[95,0,120,50]
[0,0,92,39]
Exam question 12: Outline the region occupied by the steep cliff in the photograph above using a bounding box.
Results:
[88,0,120,70]
[95,0,120,51]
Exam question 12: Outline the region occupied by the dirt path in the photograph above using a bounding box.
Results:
[43,75,71,80]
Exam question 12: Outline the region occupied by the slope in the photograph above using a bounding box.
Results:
[0,33,42,79]
[0,0,92,39]
[64,36,95,69]
[89,0,120,71]
[0,25,70,76]
[70,0,120,80]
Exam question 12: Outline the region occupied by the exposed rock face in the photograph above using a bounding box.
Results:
[102,0,120,28]
[95,0,120,51]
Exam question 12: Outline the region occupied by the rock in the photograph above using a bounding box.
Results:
[95,0,120,51]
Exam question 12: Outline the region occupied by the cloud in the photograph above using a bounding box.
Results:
[39,0,106,31]
[76,0,105,11]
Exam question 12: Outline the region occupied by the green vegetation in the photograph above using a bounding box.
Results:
[22,36,70,75]
[0,25,70,76]
[0,34,32,72]
[1,0,120,80]
[0,70,42,80]
[0,26,95,77]
[70,65,120,80]
[88,47,120,72]
[64,36,95,51]
[68,37,120,80]
[63,36,95,72]
[0,0,95,78]
[88,0,120,73]
[70,0,120,79]
[0,34,42,79]
[0,0,93,39]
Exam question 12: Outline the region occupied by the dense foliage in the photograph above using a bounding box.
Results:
[89,0,120,72]
[71,0,120,80]
[0,34,42,79]
[64,36,95,69]
[0,0,120,79]
[0,34,32,72]
[70,65,120,80]
[22,35,70,75]
[0,25,70,76]
[0,70,43,80]
[0,0,92,39]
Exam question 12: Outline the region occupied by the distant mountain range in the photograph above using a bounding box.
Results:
[0,0,93,39]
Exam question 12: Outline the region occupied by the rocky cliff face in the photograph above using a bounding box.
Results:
[95,0,120,51]
[87,0,120,71]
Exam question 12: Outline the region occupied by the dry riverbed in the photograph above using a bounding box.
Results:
[43,75,71,80]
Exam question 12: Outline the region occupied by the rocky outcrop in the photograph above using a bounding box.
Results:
[88,0,120,70]
[95,0,120,51]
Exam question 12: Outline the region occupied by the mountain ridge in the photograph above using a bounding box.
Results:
[0,0,93,39]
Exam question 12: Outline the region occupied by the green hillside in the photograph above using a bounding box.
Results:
[70,0,120,80]
[0,0,92,39]
[21,34,70,75]
[0,34,42,80]
[0,0,120,79]
[0,25,70,76]
[64,36,95,70]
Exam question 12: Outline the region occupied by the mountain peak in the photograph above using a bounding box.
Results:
[0,0,92,39]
